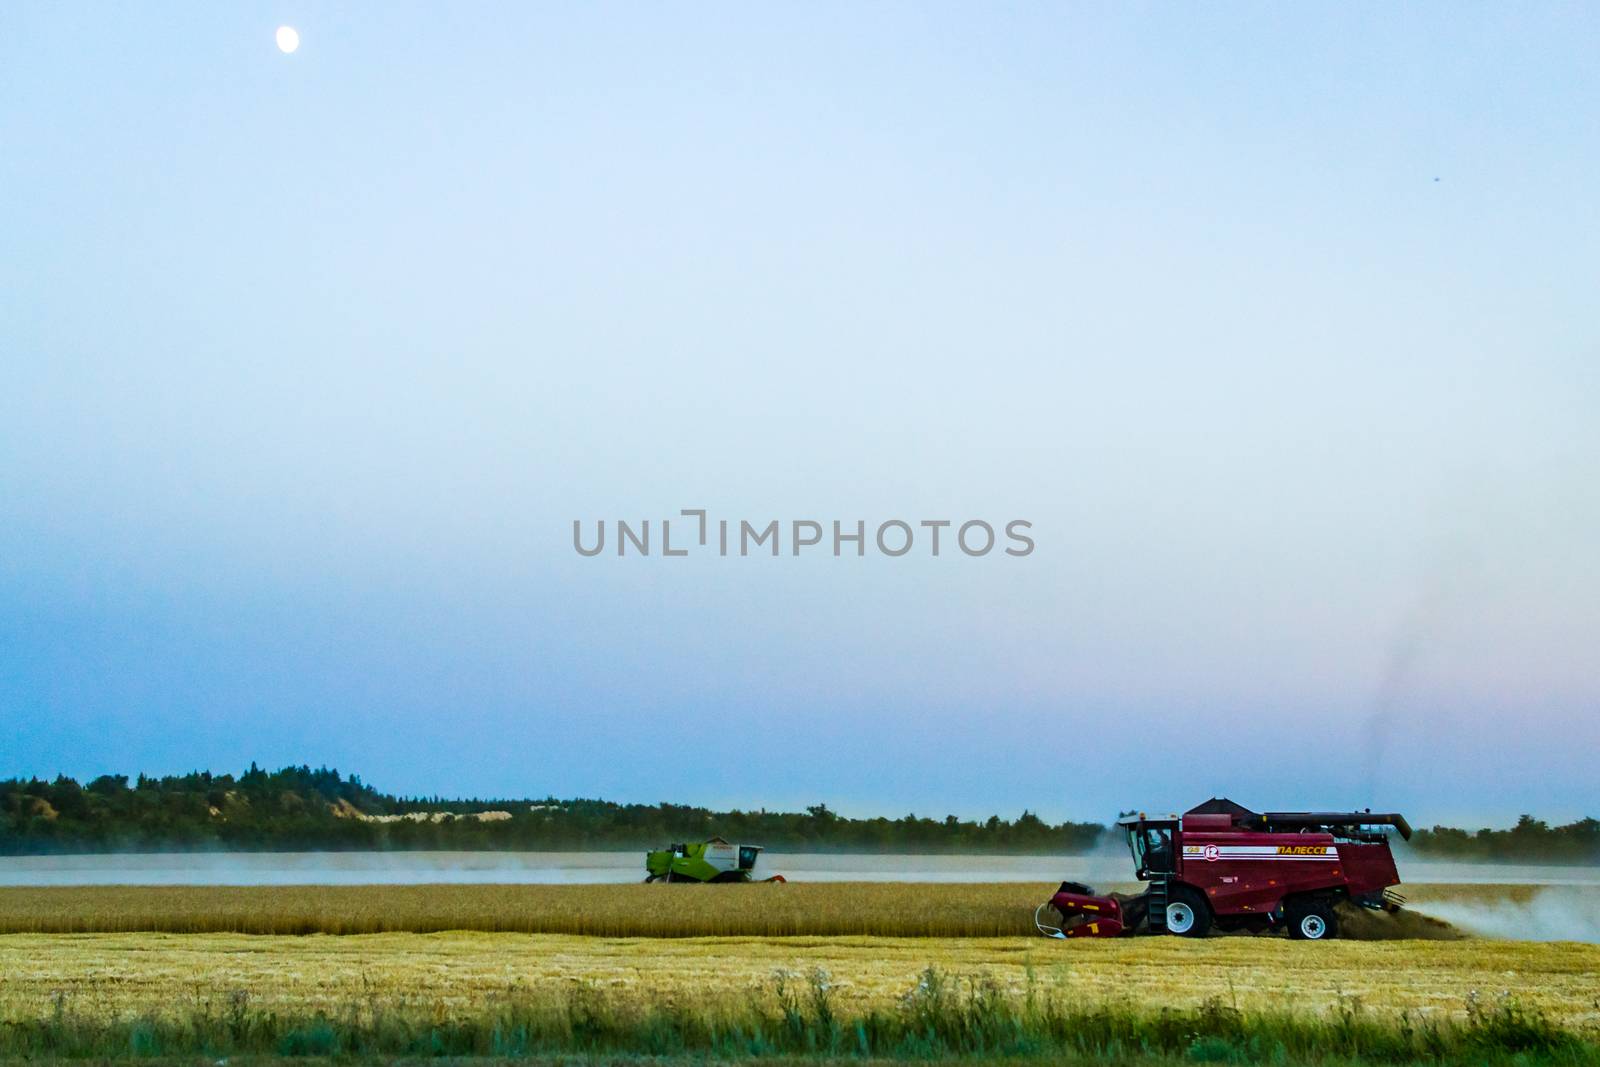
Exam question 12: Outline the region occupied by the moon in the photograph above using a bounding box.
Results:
[275,26,300,54]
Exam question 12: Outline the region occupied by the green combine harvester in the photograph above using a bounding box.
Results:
[643,836,782,882]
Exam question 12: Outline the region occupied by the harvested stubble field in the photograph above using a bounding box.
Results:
[2,930,1597,1026]
[0,881,1542,938]
[2,938,1596,1064]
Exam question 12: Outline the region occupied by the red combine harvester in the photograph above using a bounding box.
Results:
[1036,799,1412,941]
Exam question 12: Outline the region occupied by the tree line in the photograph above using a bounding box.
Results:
[0,765,1102,855]
[1,766,1594,861]
[1407,814,1600,865]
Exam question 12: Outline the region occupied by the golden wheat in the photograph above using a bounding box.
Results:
[0,883,1568,940]
[0,881,1068,937]
[0,881,1551,938]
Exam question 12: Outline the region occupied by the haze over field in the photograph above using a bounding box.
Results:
[3,4,1597,823]
[4,852,1600,890]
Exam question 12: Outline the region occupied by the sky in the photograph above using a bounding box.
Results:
[2,3,1597,827]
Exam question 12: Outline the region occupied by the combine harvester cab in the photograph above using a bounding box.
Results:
[1037,799,1410,941]
[644,837,781,882]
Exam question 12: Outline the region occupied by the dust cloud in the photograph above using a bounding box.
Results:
[1412,887,1600,943]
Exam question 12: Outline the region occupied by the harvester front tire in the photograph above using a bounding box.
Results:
[1287,900,1338,941]
[1165,885,1213,938]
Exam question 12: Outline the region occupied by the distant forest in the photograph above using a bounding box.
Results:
[0,765,1595,861]
[0,765,1101,856]
[1407,816,1600,865]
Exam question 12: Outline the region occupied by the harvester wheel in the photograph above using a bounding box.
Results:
[1164,885,1213,938]
[1287,899,1338,941]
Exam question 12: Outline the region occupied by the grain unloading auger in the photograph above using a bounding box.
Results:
[1036,799,1411,941]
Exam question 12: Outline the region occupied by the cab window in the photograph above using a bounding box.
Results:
[1127,826,1174,876]
[1143,828,1173,872]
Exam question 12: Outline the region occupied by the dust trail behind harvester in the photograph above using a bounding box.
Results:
[1409,887,1600,943]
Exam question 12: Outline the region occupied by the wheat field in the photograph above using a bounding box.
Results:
[3,883,1597,1060]
[0,881,1549,937]
[0,881,1103,936]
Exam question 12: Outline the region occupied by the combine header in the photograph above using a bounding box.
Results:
[1036,799,1411,941]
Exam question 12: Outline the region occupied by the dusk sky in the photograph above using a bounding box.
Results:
[4,4,1596,826]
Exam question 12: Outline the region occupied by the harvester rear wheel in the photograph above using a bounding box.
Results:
[1286,899,1338,940]
[1164,885,1213,938]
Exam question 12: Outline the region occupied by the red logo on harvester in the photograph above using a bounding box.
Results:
[1203,845,1220,862]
